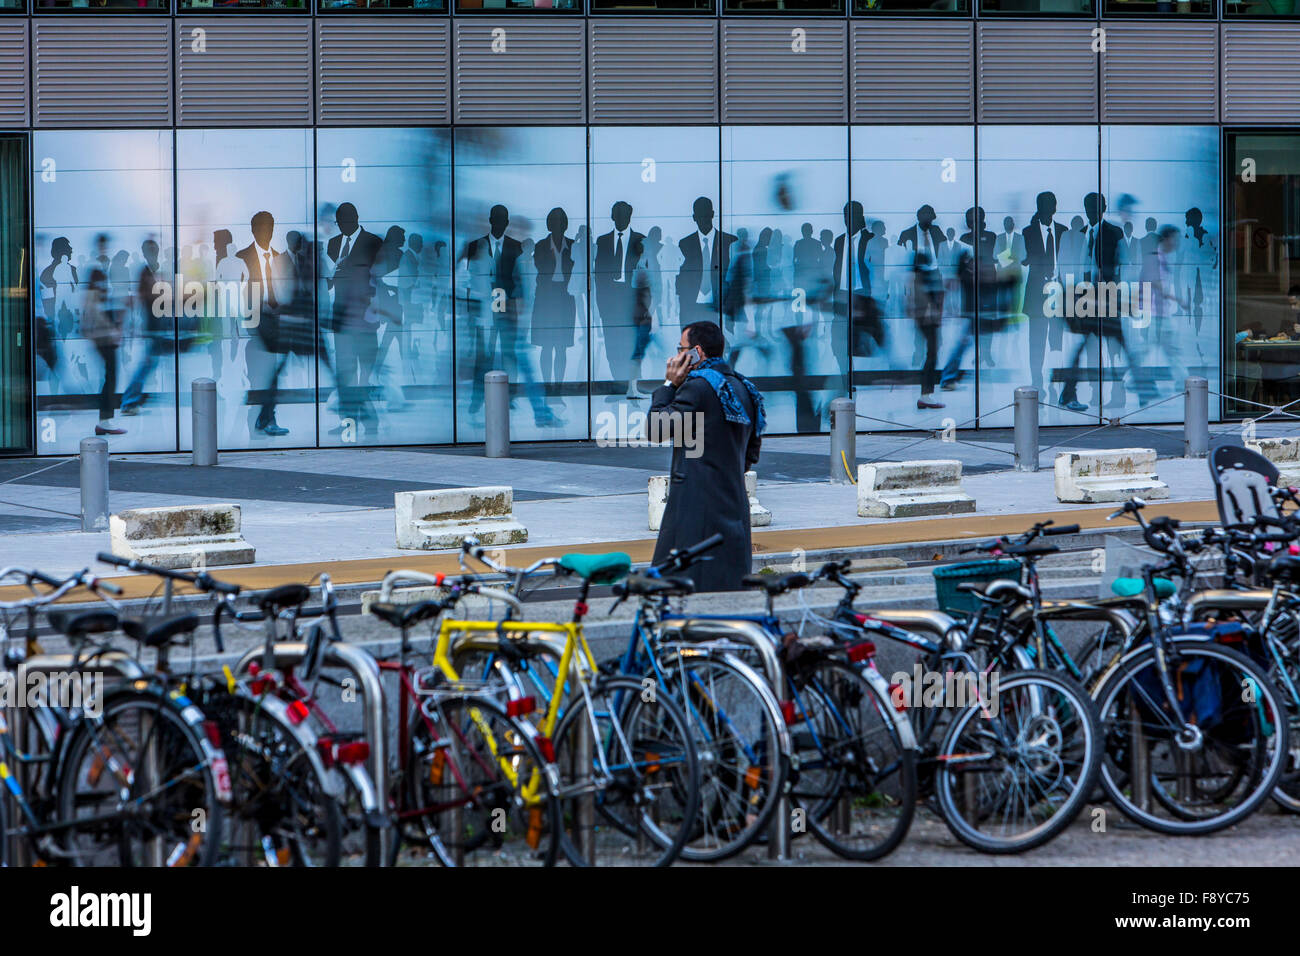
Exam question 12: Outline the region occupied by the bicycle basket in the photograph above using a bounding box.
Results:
[932,559,1022,617]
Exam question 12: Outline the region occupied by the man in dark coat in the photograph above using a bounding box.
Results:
[649,320,764,593]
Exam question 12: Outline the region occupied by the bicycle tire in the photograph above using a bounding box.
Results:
[793,658,917,862]
[1093,640,1289,835]
[552,675,701,867]
[205,689,342,866]
[57,689,226,866]
[935,668,1101,854]
[398,693,560,868]
[656,652,788,862]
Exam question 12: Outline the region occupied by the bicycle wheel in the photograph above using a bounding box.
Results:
[396,693,560,867]
[1094,640,1288,835]
[206,691,342,866]
[0,760,11,867]
[788,659,916,861]
[336,762,384,868]
[58,690,226,866]
[1259,610,1300,814]
[552,675,701,866]
[935,668,1100,854]
[657,652,787,862]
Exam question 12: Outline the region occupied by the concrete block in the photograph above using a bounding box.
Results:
[109,503,254,569]
[1247,437,1300,484]
[395,485,527,551]
[649,472,769,532]
[1054,448,1170,504]
[857,461,976,518]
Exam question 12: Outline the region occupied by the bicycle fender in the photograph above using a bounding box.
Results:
[856,664,918,751]
[238,689,345,800]
[718,650,794,757]
[337,762,382,816]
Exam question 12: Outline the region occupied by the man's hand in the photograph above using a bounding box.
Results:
[664,350,694,388]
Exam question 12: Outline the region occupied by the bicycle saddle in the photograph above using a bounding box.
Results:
[622,574,694,598]
[558,551,632,585]
[368,600,446,629]
[46,609,119,639]
[1111,577,1177,599]
[259,583,312,614]
[956,580,1031,604]
[122,613,199,648]
[741,572,811,596]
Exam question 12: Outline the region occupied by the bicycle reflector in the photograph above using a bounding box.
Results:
[846,641,876,663]
[535,735,556,762]
[202,721,223,749]
[336,741,370,765]
[287,700,310,725]
[780,700,798,725]
[506,696,536,718]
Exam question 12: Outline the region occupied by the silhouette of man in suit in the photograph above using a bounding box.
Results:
[1060,192,1136,411]
[237,210,296,437]
[594,201,646,399]
[833,200,879,390]
[462,204,527,418]
[899,205,946,265]
[325,202,382,436]
[1021,191,1068,394]
[675,197,735,329]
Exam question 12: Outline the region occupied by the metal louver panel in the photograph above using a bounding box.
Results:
[589,19,717,125]
[850,20,973,124]
[33,18,171,128]
[1101,21,1216,122]
[722,19,846,124]
[0,21,27,128]
[1222,23,1300,124]
[454,20,585,125]
[318,19,449,126]
[177,19,312,127]
[978,21,1097,123]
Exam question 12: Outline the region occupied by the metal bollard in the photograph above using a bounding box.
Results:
[484,370,510,459]
[1184,376,1209,459]
[79,436,109,532]
[829,397,857,484]
[191,378,218,467]
[1014,386,1039,473]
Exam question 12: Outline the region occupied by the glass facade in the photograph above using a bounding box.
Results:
[33,130,174,454]
[175,128,314,449]
[1226,132,1300,417]
[980,0,1092,13]
[3,124,1236,453]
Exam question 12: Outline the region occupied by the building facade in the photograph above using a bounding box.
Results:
[0,0,1294,456]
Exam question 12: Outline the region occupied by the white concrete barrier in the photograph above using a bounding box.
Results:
[110,503,255,569]
[857,461,976,518]
[649,472,769,532]
[1246,436,1300,484]
[1054,448,1170,504]
[395,485,527,551]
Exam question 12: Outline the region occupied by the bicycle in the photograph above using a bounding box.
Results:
[796,558,1101,854]
[391,539,703,866]
[1,565,231,866]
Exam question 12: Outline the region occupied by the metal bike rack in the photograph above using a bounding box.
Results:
[862,609,966,647]
[232,641,389,860]
[1186,589,1272,618]
[658,617,793,862]
[5,652,144,866]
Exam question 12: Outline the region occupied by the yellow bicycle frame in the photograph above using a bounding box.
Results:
[431,618,597,799]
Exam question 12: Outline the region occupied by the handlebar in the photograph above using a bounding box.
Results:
[96,552,241,595]
[648,533,725,577]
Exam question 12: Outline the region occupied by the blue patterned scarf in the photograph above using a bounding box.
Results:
[689,357,766,436]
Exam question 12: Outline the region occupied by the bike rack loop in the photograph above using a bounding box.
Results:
[657,616,793,862]
[6,652,145,866]
[232,642,388,857]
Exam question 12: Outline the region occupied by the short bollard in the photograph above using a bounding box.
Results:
[1014,386,1039,473]
[485,370,510,459]
[1184,376,1209,459]
[829,397,857,484]
[192,378,218,467]
[79,437,109,532]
